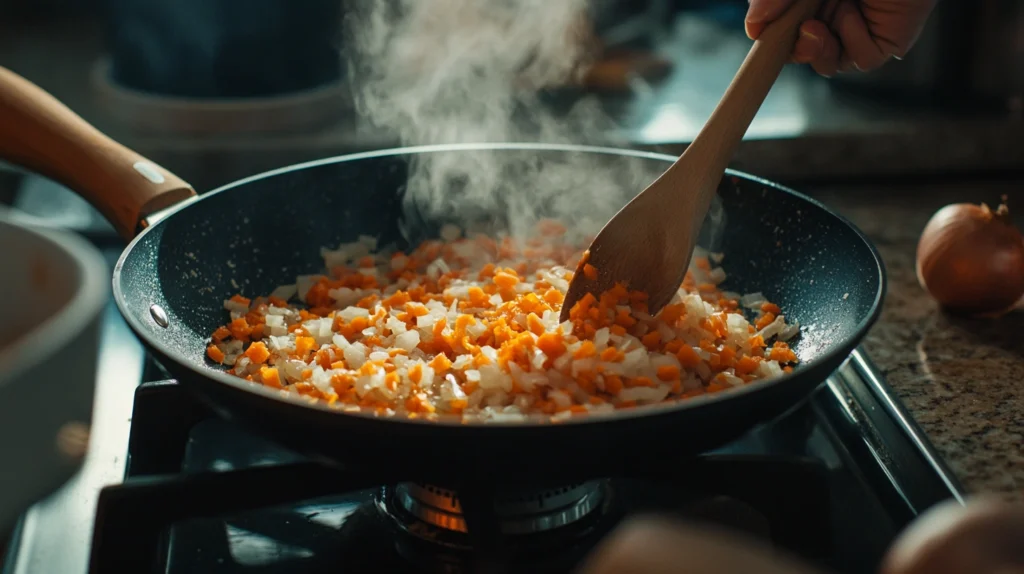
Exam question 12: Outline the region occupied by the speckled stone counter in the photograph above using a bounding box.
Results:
[810,182,1024,501]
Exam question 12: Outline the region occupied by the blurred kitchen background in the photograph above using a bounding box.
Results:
[1,0,1023,237]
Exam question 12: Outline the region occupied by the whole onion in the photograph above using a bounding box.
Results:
[916,198,1024,316]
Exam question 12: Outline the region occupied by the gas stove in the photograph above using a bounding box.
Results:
[2,241,963,574]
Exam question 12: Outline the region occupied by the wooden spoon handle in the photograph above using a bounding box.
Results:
[682,0,822,180]
[0,67,196,240]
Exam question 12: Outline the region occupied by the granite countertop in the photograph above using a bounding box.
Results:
[812,182,1024,501]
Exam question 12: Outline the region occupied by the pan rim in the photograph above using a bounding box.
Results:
[112,142,887,429]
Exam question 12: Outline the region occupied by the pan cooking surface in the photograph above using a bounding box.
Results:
[114,144,884,430]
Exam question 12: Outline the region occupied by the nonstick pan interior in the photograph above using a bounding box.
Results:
[114,144,885,481]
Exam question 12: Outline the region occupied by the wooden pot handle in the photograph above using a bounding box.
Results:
[0,66,196,240]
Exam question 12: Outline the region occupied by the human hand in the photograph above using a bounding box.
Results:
[745,0,939,77]
[581,498,1024,574]
[579,516,826,574]
[880,496,1024,574]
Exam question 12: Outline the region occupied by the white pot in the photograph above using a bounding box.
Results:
[0,207,107,531]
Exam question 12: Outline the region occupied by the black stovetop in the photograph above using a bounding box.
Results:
[3,248,964,574]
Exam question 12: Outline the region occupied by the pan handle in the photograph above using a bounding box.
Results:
[0,66,197,240]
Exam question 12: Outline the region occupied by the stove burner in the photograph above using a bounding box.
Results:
[391,481,606,536]
[377,481,613,572]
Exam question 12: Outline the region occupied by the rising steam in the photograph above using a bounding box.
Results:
[344,0,724,249]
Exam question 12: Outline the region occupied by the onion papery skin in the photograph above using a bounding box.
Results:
[915,202,1024,317]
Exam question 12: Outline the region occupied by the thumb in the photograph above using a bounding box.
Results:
[746,0,797,39]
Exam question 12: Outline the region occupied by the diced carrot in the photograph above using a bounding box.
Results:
[641,331,662,349]
[494,271,519,289]
[755,312,776,330]
[408,363,424,384]
[614,310,637,328]
[628,290,648,303]
[664,340,684,354]
[206,345,225,364]
[600,347,624,362]
[656,365,680,381]
[537,332,566,359]
[467,286,490,308]
[573,340,597,359]
[244,341,270,364]
[543,288,564,306]
[604,375,624,395]
[260,367,282,388]
[230,294,251,306]
[749,335,766,350]
[314,349,332,370]
[706,381,727,393]
[407,303,429,317]
[769,342,798,363]
[428,353,452,373]
[294,336,315,358]
[228,317,252,341]
[384,291,411,308]
[719,347,736,368]
[306,281,333,308]
[631,376,655,387]
[576,370,597,393]
[677,345,701,368]
[734,356,762,375]
[658,304,686,323]
[526,313,546,336]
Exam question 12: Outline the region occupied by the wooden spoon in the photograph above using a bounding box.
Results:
[560,0,821,321]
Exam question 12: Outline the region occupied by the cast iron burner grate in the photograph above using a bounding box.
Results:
[388,481,607,535]
[86,379,834,573]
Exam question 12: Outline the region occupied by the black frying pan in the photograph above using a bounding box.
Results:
[1,67,885,485]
